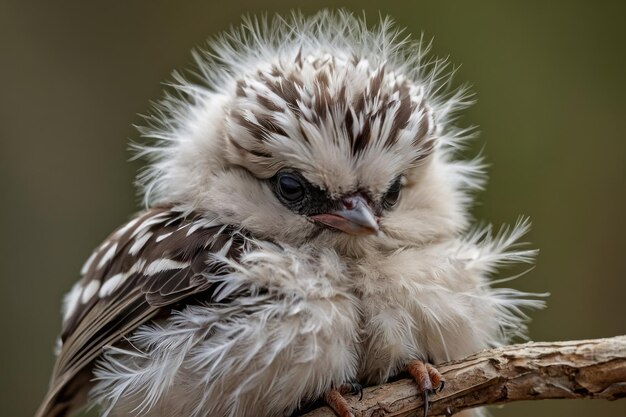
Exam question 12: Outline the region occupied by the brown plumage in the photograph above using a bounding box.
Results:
[37,208,248,417]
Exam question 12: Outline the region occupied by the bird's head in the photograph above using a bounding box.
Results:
[137,12,483,253]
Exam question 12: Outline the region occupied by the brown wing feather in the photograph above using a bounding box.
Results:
[36,207,248,417]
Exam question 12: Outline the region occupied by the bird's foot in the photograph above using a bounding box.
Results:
[324,382,363,417]
[405,360,445,417]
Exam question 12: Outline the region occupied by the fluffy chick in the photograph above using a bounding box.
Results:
[36,10,543,417]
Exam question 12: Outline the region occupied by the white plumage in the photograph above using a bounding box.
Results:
[37,10,544,417]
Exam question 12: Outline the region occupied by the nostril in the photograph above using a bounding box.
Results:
[343,198,355,210]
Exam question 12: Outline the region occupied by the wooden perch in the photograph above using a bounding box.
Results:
[302,336,626,417]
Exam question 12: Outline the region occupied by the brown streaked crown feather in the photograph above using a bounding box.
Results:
[225,54,436,183]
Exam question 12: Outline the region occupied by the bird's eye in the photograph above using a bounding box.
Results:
[383,177,402,209]
[277,172,305,202]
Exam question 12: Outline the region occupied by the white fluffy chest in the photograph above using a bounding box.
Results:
[349,246,504,384]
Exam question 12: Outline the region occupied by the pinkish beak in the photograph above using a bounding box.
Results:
[311,194,379,236]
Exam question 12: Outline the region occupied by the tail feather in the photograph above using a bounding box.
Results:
[35,370,91,417]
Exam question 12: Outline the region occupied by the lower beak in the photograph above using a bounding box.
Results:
[311,194,379,236]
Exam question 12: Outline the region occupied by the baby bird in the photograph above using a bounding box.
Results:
[36,11,543,417]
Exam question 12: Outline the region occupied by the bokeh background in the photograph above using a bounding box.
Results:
[2,1,625,416]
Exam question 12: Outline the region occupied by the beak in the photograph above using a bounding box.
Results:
[311,194,379,236]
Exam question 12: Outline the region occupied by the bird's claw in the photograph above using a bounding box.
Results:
[422,389,431,417]
[347,382,363,401]
[437,379,445,393]
[405,360,445,417]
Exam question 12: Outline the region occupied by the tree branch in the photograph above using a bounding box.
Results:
[302,336,626,417]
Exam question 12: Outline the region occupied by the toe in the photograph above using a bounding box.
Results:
[406,360,445,417]
[324,388,355,417]
[426,363,444,392]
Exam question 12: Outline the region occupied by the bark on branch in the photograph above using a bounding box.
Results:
[303,336,626,417]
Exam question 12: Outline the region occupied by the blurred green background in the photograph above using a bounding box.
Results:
[1,1,625,416]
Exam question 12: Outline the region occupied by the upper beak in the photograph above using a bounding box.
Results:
[311,194,379,236]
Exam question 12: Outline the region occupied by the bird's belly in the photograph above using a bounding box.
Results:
[355,293,481,385]
[356,303,428,385]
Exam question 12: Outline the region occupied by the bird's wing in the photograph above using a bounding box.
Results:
[36,207,249,417]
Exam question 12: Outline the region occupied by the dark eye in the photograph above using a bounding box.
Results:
[277,172,305,202]
[383,177,402,209]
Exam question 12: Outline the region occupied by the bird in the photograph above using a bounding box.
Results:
[35,10,545,417]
